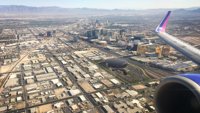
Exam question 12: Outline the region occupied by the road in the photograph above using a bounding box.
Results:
[0,28,56,101]
[84,40,176,80]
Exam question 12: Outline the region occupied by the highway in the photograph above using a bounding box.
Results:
[57,29,176,81]
[56,37,137,112]
[45,41,105,113]
[87,41,176,81]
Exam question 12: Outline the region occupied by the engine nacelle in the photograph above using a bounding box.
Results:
[155,74,200,113]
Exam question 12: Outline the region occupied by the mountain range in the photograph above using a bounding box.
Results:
[0,5,199,16]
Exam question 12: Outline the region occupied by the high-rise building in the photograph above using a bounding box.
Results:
[137,44,148,55]
[155,46,162,58]
[155,45,171,58]
[47,31,52,37]
[85,30,100,40]
[162,45,171,57]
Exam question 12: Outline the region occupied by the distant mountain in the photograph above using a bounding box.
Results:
[174,8,200,13]
[186,7,200,10]
[192,8,200,13]
[0,5,199,16]
[0,5,111,15]
[0,5,73,14]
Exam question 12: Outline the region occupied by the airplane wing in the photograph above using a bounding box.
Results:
[155,11,200,66]
[154,11,200,113]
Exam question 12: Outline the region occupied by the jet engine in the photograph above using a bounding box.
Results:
[155,74,200,113]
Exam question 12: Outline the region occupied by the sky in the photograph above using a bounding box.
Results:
[0,0,200,9]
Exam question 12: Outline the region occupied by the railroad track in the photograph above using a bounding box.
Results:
[0,53,29,89]
[0,32,53,92]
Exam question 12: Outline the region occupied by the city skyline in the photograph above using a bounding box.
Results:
[1,0,200,9]
[0,1,200,113]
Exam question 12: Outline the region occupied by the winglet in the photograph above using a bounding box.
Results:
[155,11,171,33]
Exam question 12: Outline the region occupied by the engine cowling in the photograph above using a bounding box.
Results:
[155,74,200,113]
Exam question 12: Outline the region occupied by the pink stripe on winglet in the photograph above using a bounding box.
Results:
[155,11,171,33]
[161,16,170,32]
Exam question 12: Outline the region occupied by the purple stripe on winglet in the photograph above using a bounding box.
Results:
[155,11,171,32]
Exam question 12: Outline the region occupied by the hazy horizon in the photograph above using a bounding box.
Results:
[1,0,200,10]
